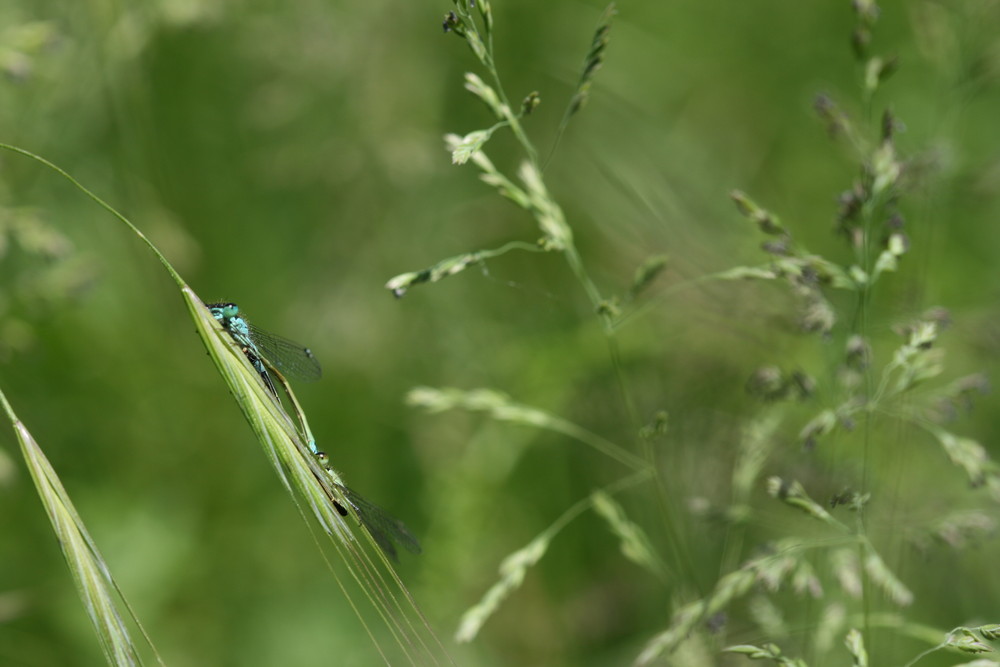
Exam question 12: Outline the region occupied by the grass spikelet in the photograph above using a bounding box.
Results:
[922,510,996,550]
[732,416,780,503]
[635,547,805,664]
[565,3,616,119]
[454,534,548,643]
[814,603,847,654]
[748,595,788,640]
[626,254,669,302]
[448,135,532,208]
[0,390,158,667]
[767,477,839,527]
[944,628,994,655]
[729,190,785,236]
[450,129,494,165]
[862,545,913,606]
[845,629,868,667]
[591,490,666,579]
[635,600,709,666]
[517,160,572,250]
[441,132,575,253]
[543,3,618,162]
[407,386,649,470]
[638,541,816,663]
[463,72,505,118]
[905,625,1000,666]
[791,559,823,598]
[722,642,808,666]
[830,548,863,599]
[927,428,996,492]
[456,472,650,644]
[385,240,544,297]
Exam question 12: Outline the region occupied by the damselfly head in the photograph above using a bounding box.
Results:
[206,302,240,320]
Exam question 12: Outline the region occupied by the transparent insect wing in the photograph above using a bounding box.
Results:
[343,486,422,559]
[246,323,322,382]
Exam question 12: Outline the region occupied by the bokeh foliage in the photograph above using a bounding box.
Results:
[3,0,1000,665]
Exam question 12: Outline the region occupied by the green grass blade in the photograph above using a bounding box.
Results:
[0,390,161,667]
[182,287,448,664]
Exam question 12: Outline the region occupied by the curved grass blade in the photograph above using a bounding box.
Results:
[0,389,162,667]
[185,288,448,664]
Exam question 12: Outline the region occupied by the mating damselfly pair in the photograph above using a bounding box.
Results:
[207,301,420,561]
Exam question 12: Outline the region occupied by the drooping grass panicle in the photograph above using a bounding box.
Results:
[385,240,545,297]
[403,1,622,342]
[406,386,650,471]
[0,389,162,667]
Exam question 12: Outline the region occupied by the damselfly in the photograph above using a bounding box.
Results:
[207,302,321,396]
[317,451,422,561]
[206,301,419,560]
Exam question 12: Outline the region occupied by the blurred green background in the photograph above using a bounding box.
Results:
[3,1,1000,665]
